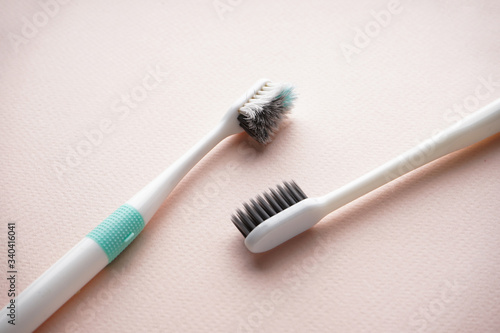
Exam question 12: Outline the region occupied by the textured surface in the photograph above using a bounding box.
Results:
[1,0,500,332]
[87,204,144,262]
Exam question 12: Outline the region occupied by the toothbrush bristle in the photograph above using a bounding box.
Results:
[238,82,296,144]
[231,181,307,237]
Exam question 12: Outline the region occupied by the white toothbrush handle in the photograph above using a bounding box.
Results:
[0,128,232,333]
[321,98,500,212]
[0,239,108,333]
[0,125,235,333]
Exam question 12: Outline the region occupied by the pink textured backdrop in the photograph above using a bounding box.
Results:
[1,0,500,332]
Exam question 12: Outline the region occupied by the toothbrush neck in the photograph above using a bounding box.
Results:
[127,120,240,224]
[318,135,452,214]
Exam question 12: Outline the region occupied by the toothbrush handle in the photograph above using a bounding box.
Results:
[428,97,500,158]
[0,117,240,332]
[322,98,500,212]
[0,122,228,332]
[389,97,500,177]
[0,204,144,333]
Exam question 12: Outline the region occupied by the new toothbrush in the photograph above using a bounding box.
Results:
[0,79,296,332]
[232,98,500,253]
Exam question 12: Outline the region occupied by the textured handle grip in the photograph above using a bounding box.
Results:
[86,204,145,262]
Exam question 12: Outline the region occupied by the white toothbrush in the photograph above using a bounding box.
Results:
[0,79,296,332]
[232,98,500,253]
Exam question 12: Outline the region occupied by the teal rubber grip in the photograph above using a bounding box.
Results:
[86,204,145,263]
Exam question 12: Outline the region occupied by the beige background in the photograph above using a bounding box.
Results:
[1,0,500,332]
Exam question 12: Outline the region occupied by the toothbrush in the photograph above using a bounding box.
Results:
[232,98,500,253]
[0,79,296,332]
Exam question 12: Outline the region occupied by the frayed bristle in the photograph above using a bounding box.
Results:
[231,181,307,237]
[238,82,296,144]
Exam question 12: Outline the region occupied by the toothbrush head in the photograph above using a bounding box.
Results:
[237,82,296,144]
[232,181,307,237]
[232,181,325,253]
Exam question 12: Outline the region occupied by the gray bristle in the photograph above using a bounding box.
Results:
[231,181,307,237]
[238,83,296,144]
